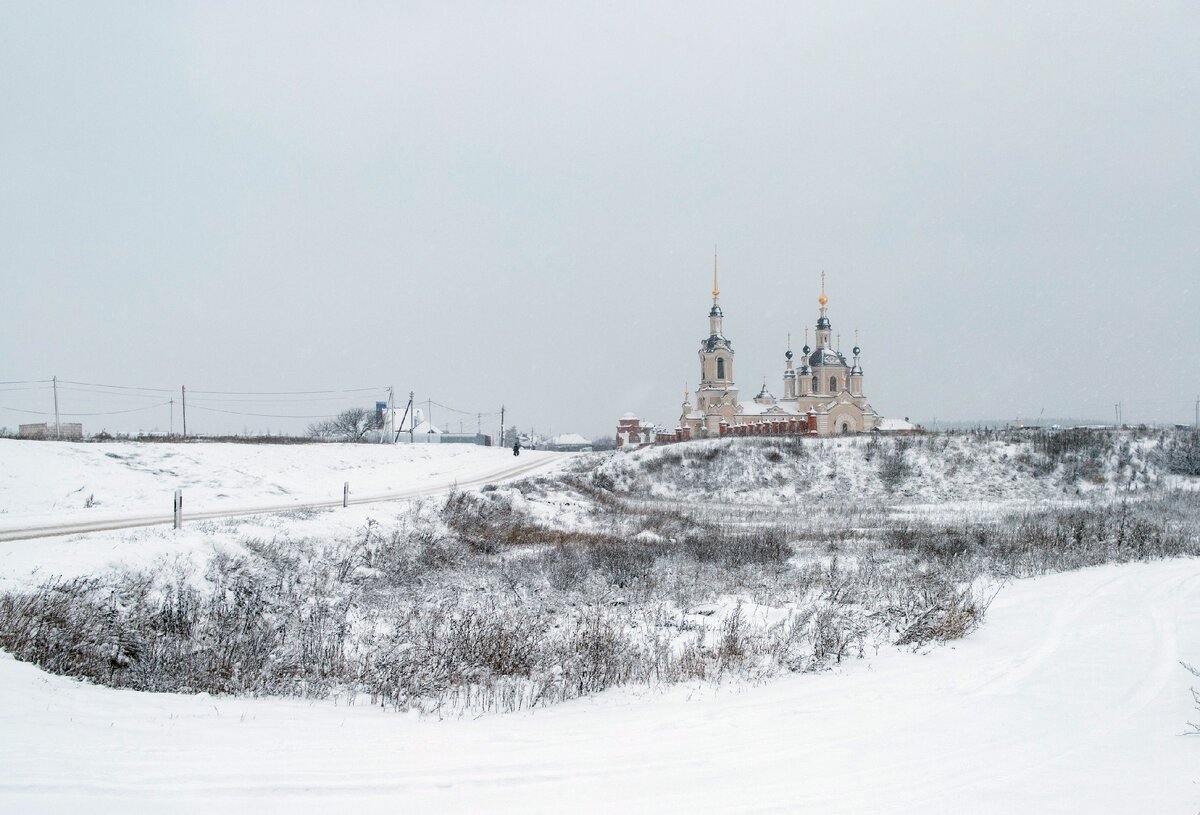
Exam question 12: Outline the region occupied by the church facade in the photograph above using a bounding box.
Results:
[679,261,881,439]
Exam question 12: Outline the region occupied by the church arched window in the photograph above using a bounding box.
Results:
[812,376,820,393]
[830,376,838,393]
[717,358,726,380]
[841,422,849,434]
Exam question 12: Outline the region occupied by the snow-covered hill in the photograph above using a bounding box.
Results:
[600,430,1191,506]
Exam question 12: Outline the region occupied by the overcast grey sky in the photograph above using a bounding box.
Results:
[2,2,1198,437]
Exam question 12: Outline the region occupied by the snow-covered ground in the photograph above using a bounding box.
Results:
[1,559,1196,814]
[0,439,562,530]
[2,435,1198,813]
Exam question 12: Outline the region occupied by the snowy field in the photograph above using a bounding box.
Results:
[1,560,1197,814]
[1,432,1199,813]
[0,439,563,530]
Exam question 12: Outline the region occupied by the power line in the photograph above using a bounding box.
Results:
[188,386,383,395]
[186,394,379,404]
[56,385,170,400]
[57,379,174,393]
[53,379,384,396]
[429,399,502,417]
[0,402,171,417]
[187,404,351,419]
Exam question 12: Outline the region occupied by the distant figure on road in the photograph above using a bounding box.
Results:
[512,439,521,456]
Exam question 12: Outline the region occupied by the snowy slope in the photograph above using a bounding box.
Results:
[0,439,561,528]
[0,559,1196,813]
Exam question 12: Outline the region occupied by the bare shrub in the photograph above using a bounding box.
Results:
[877,438,912,491]
[896,586,986,646]
[1183,662,1200,735]
[677,527,792,567]
[1163,431,1200,477]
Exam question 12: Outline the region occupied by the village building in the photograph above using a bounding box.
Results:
[616,414,665,450]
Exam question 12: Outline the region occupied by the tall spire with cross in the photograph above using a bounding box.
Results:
[816,271,832,348]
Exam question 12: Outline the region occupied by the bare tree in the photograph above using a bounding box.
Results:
[308,408,380,442]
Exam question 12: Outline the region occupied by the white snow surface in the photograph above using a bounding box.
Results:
[1,559,1197,813]
[0,439,560,529]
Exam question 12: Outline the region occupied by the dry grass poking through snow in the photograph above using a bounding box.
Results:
[1,430,1198,715]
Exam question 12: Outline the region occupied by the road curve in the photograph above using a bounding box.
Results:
[0,453,566,543]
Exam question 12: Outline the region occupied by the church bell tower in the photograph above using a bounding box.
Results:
[694,251,738,420]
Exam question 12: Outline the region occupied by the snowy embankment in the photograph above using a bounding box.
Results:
[0,439,562,530]
[604,430,1187,508]
[1,559,1197,814]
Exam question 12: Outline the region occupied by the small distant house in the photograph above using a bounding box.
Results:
[547,433,592,452]
[874,417,919,435]
[19,422,83,440]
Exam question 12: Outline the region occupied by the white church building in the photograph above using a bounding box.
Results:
[679,262,882,439]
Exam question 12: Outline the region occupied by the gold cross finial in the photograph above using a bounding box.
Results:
[819,271,828,307]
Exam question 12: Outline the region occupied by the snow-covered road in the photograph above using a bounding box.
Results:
[0,440,565,540]
[2,559,1197,814]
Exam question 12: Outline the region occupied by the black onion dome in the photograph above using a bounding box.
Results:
[816,316,831,329]
[853,345,861,356]
[808,348,846,367]
[802,344,811,354]
[785,349,793,360]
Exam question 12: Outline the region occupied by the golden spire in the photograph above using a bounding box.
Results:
[712,247,719,300]
[818,270,827,307]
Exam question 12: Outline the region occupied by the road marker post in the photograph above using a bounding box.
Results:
[343,481,349,508]
[173,489,182,530]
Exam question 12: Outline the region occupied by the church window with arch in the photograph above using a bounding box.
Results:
[716,358,726,380]
[830,376,838,393]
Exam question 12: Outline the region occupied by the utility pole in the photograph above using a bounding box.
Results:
[181,386,187,438]
[500,405,505,446]
[477,413,481,435]
[409,391,415,444]
[52,375,60,439]
[1114,403,1120,427]
[1195,395,1198,429]
[170,398,174,436]
[386,385,394,443]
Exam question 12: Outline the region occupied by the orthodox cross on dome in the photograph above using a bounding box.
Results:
[819,270,828,315]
